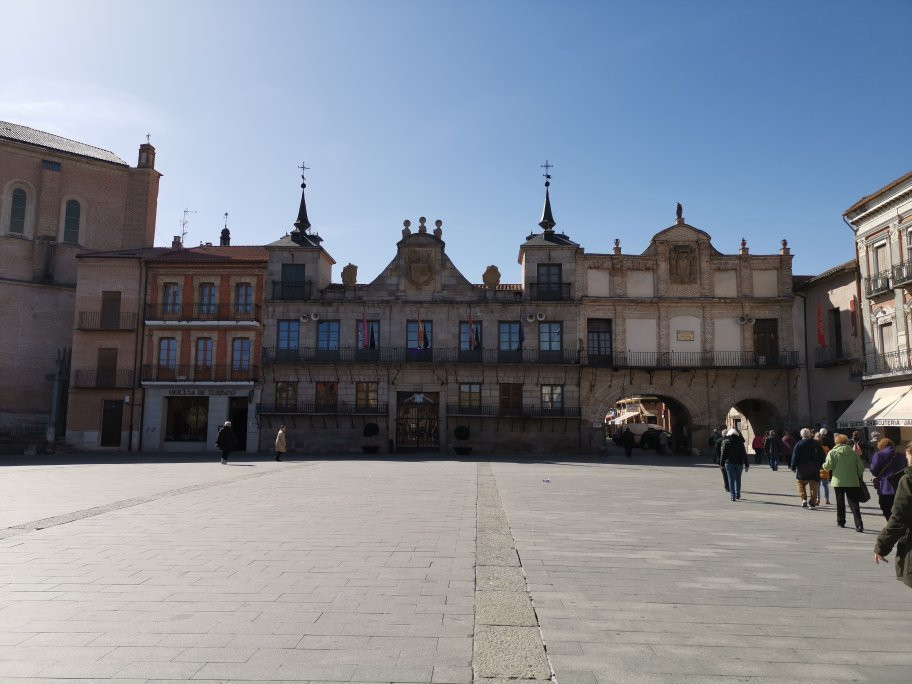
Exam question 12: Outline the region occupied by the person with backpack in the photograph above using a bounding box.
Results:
[751,432,766,465]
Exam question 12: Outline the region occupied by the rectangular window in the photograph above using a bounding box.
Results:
[280,264,308,299]
[828,308,842,355]
[96,348,117,388]
[158,337,177,368]
[539,321,562,351]
[587,319,612,356]
[276,381,297,410]
[407,320,433,349]
[235,282,252,315]
[499,383,523,416]
[460,321,482,351]
[498,322,521,350]
[356,381,378,410]
[317,320,340,349]
[459,383,481,409]
[199,282,216,316]
[536,263,563,299]
[63,200,80,243]
[874,242,889,273]
[100,290,121,329]
[9,189,26,234]
[315,381,338,412]
[232,338,251,370]
[164,396,207,442]
[277,320,299,361]
[41,160,61,171]
[195,337,213,367]
[163,283,181,316]
[541,384,563,412]
[357,320,380,349]
[753,319,779,365]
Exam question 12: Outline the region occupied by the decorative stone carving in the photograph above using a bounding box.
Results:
[405,247,435,288]
[402,219,411,238]
[668,244,697,284]
[433,219,443,239]
[482,265,501,289]
[341,263,357,287]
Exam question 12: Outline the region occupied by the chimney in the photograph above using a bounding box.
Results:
[171,235,182,249]
[138,143,155,169]
[220,227,230,246]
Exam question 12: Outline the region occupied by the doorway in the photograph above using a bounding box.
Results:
[396,391,440,451]
[228,397,248,451]
[100,400,123,447]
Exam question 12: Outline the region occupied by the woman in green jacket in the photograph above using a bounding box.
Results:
[821,433,866,532]
[874,443,912,589]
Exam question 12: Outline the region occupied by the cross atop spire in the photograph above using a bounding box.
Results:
[298,161,309,182]
[538,160,556,231]
[294,162,312,232]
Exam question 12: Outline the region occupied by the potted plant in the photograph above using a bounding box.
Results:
[453,425,472,455]
[362,422,381,453]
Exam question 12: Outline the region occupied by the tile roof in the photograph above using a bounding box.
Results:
[844,170,912,217]
[793,259,857,290]
[0,120,129,166]
[147,245,268,263]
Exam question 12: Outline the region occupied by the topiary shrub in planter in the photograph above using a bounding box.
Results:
[362,422,381,453]
[453,425,472,455]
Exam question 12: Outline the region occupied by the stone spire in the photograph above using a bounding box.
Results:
[538,160,556,233]
[293,162,311,232]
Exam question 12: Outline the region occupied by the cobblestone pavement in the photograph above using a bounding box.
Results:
[0,450,909,683]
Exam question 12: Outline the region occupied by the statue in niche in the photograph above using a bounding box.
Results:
[669,244,697,284]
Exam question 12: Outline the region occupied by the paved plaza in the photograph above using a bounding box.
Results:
[0,448,910,683]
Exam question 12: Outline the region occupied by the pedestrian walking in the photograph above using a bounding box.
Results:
[818,427,835,450]
[215,420,237,464]
[709,428,722,463]
[874,444,912,588]
[851,430,870,465]
[764,429,782,471]
[752,431,766,465]
[815,431,832,504]
[821,433,866,532]
[621,426,635,459]
[790,428,825,509]
[274,424,287,461]
[782,430,796,456]
[720,428,749,501]
[871,438,907,520]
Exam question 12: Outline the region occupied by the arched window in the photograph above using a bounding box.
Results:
[63,199,80,243]
[9,188,26,234]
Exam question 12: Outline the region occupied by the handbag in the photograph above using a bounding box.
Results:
[856,480,872,503]
[819,469,831,480]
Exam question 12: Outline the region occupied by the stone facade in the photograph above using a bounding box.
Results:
[0,121,160,437]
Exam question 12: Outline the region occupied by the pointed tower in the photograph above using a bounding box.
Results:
[290,162,322,246]
[539,165,556,235]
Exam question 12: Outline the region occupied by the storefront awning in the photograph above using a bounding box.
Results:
[610,409,641,425]
[837,385,912,428]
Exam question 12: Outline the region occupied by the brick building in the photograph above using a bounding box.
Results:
[0,121,159,440]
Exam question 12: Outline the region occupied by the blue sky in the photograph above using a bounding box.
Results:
[1,0,910,282]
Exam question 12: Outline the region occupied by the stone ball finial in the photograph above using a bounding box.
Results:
[403,219,411,229]
[433,219,442,239]
[418,216,427,233]
[741,237,747,248]
[402,219,411,238]
[435,219,442,229]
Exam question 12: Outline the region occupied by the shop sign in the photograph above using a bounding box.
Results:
[166,388,239,397]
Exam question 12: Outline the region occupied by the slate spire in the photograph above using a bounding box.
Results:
[294,162,311,232]
[538,160,556,232]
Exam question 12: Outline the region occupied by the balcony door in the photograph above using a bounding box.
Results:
[100,400,123,447]
[100,291,121,329]
[395,391,439,451]
[96,348,117,388]
[753,319,779,365]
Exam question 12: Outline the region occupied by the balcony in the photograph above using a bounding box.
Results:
[529,281,573,301]
[262,346,580,365]
[850,350,912,380]
[271,281,312,300]
[144,304,261,323]
[256,402,389,415]
[72,368,135,389]
[582,350,799,369]
[446,404,581,418]
[865,270,892,297]
[814,343,855,368]
[77,311,138,330]
[141,364,260,383]
[893,262,912,288]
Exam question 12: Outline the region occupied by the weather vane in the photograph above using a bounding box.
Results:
[541,160,553,187]
[298,161,309,182]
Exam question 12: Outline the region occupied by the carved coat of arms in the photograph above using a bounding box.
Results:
[405,248,435,288]
[669,244,697,284]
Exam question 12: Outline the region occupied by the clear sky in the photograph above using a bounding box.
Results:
[2,0,910,281]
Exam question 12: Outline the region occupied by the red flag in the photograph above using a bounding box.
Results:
[417,315,424,350]
[816,301,826,348]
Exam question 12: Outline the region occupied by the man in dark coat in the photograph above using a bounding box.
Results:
[215,420,237,464]
[621,427,635,459]
[874,455,912,589]
[720,429,749,501]
[791,427,825,508]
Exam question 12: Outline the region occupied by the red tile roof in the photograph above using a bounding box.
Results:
[147,246,268,263]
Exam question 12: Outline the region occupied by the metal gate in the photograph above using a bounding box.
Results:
[395,392,439,450]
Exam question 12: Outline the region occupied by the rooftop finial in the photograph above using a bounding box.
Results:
[294,161,312,232]
[676,202,684,224]
[220,212,230,246]
[538,160,556,232]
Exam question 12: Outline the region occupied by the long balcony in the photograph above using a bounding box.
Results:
[583,350,800,369]
[144,304,261,322]
[865,270,892,297]
[256,402,389,416]
[72,369,135,388]
[529,281,573,301]
[261,346,581,365]
[271,281,312,300]
[893,262,912,288]
[850,350,912,380]
[814,343,855,368]
[447,404,581,418]
[141,364,260,382]
[77,311,138,330]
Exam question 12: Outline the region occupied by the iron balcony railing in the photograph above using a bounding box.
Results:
[261,346,581,365]
[144,304,261,322]
[865,270,892,297]
[850,350,912,380]
[893,262,912,287]
[141,364,260,382]
[814,343,855,367]
[583,350,799,369]
[72,368,135,388]
[528,281,574,301]
[446,404,581,418]
[77,311,138,330]
[270,281,313,300]
[256,402,389,415]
